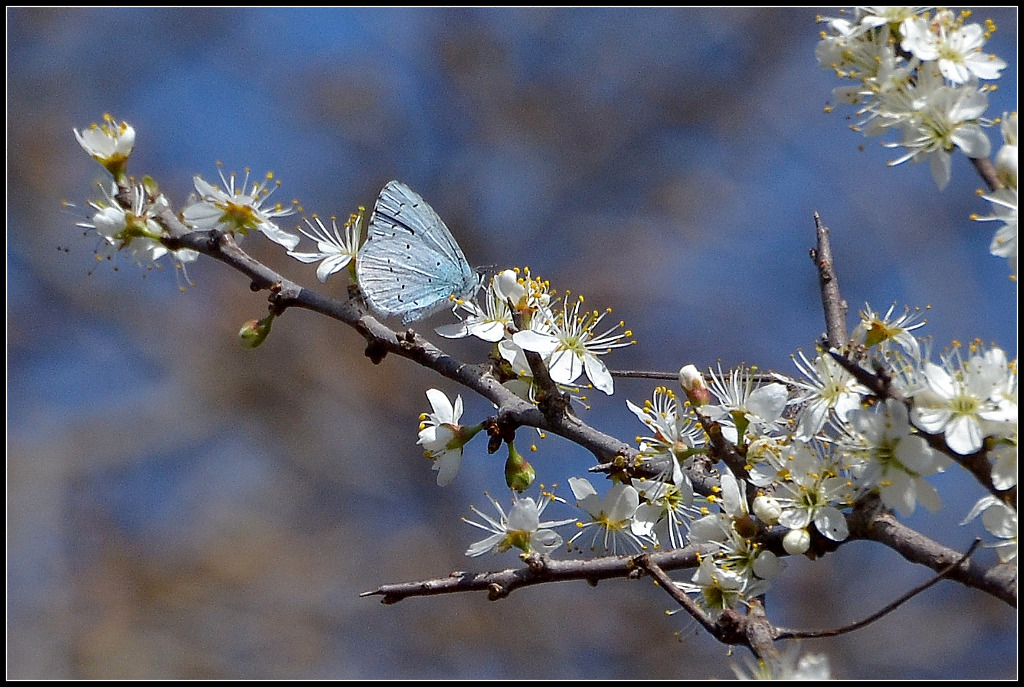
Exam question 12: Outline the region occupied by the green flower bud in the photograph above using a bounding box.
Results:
[504,442,536,493]
[239,313,275,348]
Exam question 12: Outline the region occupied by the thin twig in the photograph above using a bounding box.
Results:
[776,540,983,639]
[609,369,679,380]
[810,212,848,349]
[634,555,719,635]
[970,156,1002,193]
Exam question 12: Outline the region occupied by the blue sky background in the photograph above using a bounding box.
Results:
[8,7,1017,679]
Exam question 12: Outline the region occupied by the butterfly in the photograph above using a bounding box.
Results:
[356,180,480,324]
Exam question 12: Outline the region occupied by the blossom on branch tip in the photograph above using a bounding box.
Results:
[74,114,135,180]
[851,302,928,361]
[910,344,1015,455]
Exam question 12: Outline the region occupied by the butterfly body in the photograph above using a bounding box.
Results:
[356,181,479,324]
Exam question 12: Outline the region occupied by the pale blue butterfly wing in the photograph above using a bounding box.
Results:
[356,180,479,324]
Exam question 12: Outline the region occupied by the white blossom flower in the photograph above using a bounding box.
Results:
[746,436,787,487]
[631,473,696,550]
[900,11,1007,83]
[689,473,784,585]
[497,267,552,315]
[993,111,1017,188]
[463,491,575,557]
[77,182,197,270]
[961,495,1017,564]
[787,350,869,440]
[911,345,1014,455]
[287,211,362,282]
[851,302,928,361]
[733,645,833,680]
[417,389,481,486]
[974,187,1017,275]
[841,399,952,516]
[74,114,135,178]
[704,364,789,443]
[566,477,647,553]
[986,349,1018,443]
[767,442,852,542]
[989,441,1017,491]
[182,167,299,249]
[815,11,881,70]
[512,295,634,395]
[435,274,514,342]
[627,386,704,474]
[674,555,749,617]
[883,75,991,189]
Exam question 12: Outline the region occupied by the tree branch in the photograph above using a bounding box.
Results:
[847,497,1016,607]
[361,546,706,604]
[137,183,1016,616]
[809,212,848,349]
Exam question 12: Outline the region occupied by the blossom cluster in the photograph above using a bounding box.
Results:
[816,8,1016,275]
[669,304,1014,612]
[73,116,301,277]
[414,269,634,489]
[434,300,1015,620]
[437,268,635,397]
[817,7,1004,189]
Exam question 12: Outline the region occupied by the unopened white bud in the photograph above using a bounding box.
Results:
[783,528,811,555]
[753,495,782,525]
[678,364,711,406]
[494,269,525,304]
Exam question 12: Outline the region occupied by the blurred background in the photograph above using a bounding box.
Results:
[7,7,1016,679]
